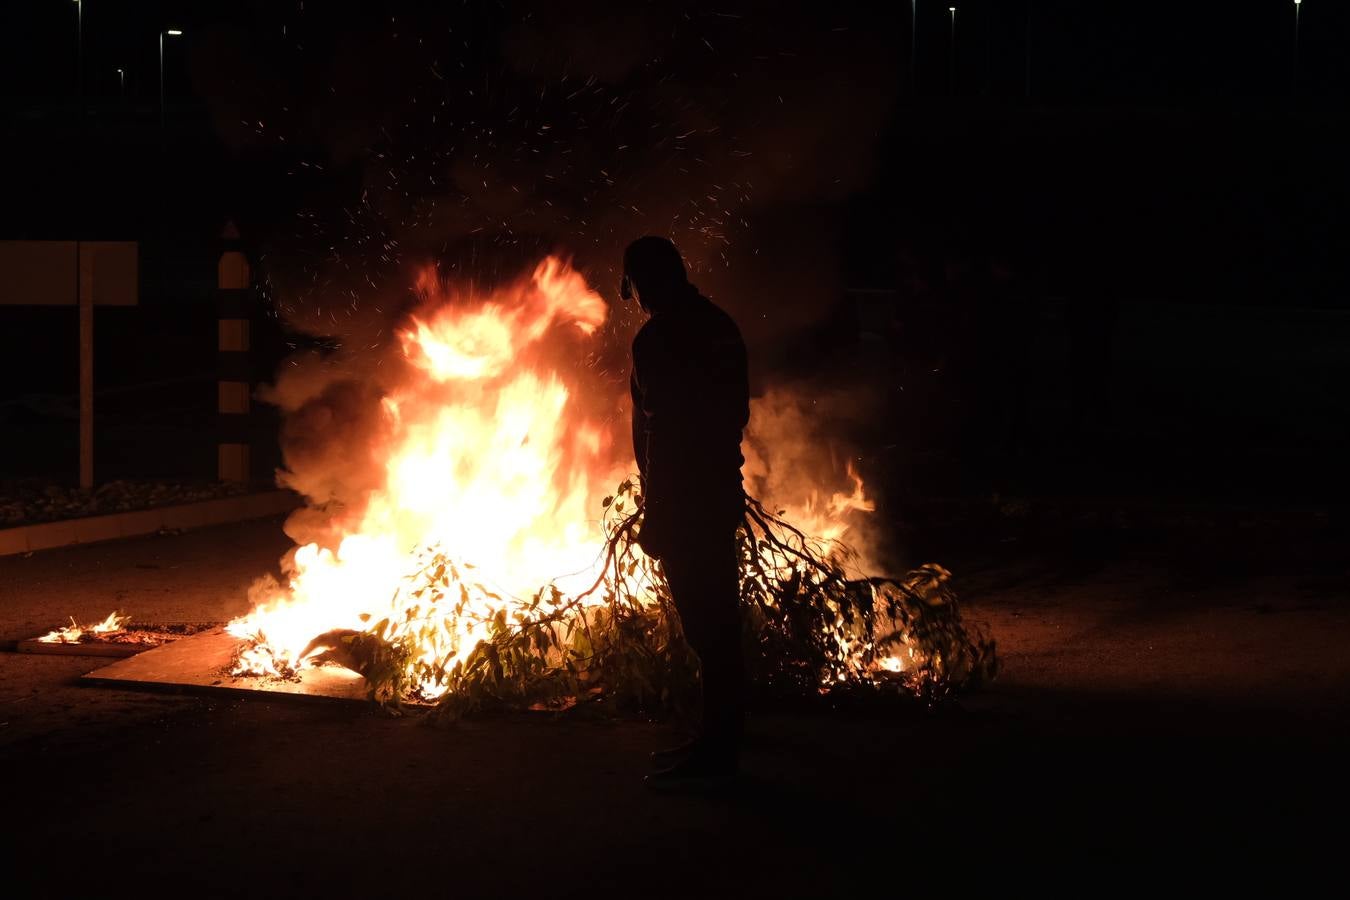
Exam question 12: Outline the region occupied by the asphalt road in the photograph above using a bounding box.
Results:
[2,510,1346,894]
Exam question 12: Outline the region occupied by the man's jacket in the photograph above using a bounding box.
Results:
[630,288,749,538]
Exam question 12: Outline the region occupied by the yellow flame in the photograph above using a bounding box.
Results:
[38,611,130,644]
[228,257,629,693]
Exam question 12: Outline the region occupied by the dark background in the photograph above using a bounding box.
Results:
[1,1,1347,510]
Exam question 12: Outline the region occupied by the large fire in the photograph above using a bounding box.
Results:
[227,256,892,700]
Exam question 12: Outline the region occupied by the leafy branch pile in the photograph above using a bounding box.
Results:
[301,478,997,716]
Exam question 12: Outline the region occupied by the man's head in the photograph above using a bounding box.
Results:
[621,236,688,313]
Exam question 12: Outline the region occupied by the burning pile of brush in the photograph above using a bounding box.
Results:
[223,257,996,713]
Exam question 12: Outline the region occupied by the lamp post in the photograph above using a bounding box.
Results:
[949,7,957,96]
[1025,1,1034,99]
[117,67,125,100]
[73,0,95,488]
[1292,0,1302,93]
[160,28,183,136]
[912,0,923,94]
[74,0,82,101]
[910,0,918,94]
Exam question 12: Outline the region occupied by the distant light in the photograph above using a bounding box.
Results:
[166,29,183,36]
[116,68,124,74]
[949,6,956,10]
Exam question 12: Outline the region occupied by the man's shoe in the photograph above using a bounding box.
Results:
[649,738,698,768]
[643,752,738,793]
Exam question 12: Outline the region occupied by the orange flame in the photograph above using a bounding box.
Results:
[228,257,630,695]
[38,611,130,644]
[786,461,876,547]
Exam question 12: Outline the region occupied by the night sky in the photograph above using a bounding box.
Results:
[2,0,1348,495]
[6,2,1348,267]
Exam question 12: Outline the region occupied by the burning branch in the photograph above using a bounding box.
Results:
[297,479,996,716]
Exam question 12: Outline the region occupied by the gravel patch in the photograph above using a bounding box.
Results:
[0,479,252,527]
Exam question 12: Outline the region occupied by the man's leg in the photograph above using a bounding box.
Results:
[660,530,744,768]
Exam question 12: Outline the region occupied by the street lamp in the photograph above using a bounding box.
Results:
[949,7,957,96]
[910,0,918,93]
[74,0,93,488]
[116,68,125,99]
[160,28,183,136]
[1025,1,1035,99]
[1292,0,1303,93]
[74,0,82,110]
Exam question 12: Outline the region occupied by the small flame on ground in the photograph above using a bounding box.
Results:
[38,611,130,644]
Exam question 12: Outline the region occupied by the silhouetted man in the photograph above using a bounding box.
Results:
[623,236,749,788]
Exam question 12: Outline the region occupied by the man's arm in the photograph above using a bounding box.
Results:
[630,367,649,482]
[632,324,684,555]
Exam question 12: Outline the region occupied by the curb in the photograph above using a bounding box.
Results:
[0,490,301,557]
